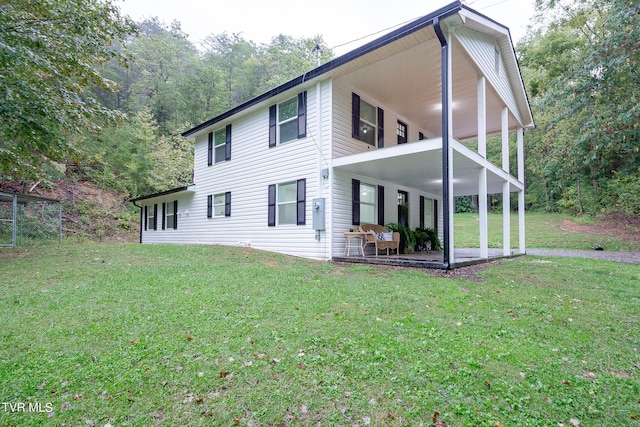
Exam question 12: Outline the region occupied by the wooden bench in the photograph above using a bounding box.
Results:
[358,224,400,256]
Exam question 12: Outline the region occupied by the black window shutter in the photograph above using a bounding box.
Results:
[144,206,148,231]
[268,184,276,226]
[225,192,231,217]
[420,196,425,229]
[173,200,178,229]
[351,93,360,139]
[207,132,213,166]
[153,204,158,230]
[269,105,277,147]
[207,195,212,218]
[352,179,360,225]
[296,178,306,225]
[434,199,439,231]
[378,185,385,226]
[161,202,166,230]
[297,91,307,138]
[225,124,232,161]
[377,107,384,148]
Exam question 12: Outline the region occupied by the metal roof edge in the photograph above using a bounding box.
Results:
[130,185,195,203]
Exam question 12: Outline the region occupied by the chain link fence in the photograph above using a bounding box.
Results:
[0,192,62,247]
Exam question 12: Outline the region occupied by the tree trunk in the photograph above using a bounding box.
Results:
[577,177,584,215]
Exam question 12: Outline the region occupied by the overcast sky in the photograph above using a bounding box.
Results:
[117,0,536,54]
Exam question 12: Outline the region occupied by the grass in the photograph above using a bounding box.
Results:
[454,211,640,251]
[1,242,639,426]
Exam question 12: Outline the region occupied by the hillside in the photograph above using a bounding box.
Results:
[0,180,139,242]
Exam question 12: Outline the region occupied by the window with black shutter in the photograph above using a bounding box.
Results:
[269,92,307,147]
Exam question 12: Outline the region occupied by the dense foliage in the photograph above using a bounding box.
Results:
[519,0,640,215]
[1,0,638,215]
[0,0,137,181]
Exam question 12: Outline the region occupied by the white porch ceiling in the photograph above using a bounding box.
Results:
[332,139,521,197]
[334,26,519,141]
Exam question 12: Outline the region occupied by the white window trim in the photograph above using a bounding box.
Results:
[213,193,226,218]
[277,181,297,225]
[278,97,298,145]
[360,182,376,224]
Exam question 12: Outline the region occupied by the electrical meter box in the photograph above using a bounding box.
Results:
[312,198,325,230]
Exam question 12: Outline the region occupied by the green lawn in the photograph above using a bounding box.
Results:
[1,243,639,426]
[454,212,640,251]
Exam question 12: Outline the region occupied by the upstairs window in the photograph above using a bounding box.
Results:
[208,124,231,165]
[214,129,226,163]
[269,92,307,147]
[397,120,407,144]
[352,93,384,147]
[278,97,299,144]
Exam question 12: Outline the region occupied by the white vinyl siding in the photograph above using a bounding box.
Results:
[453,27,521,125]
[142,80,332,260]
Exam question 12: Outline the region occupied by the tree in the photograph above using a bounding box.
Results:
[519,0,640,214]
[0,0,137,182]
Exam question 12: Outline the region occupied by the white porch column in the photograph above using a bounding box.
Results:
[502,107,510,256]
[479,168,488,258]
[517,127,525,254]
[477,76,487,158]
[502,106,509,171]
[503,182,511,256]
[447,32,455,264]
[477,75,488,258]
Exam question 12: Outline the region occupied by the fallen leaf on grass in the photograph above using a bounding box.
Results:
[387,412,395,419]
[610,370,630,378]
[569,418,580,426]
[220,371,229,378]
[131,339,138,345]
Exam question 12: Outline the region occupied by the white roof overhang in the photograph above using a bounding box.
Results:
[332,138,523,197]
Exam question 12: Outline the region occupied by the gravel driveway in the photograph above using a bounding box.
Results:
[526,248,640,264]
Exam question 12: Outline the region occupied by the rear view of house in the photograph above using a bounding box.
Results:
[132,1,534,268]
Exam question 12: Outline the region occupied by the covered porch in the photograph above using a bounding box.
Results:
[332,137,525,269]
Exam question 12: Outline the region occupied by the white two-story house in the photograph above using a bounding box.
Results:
[132,1,534,268]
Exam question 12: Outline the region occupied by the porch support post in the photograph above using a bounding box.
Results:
[503,181,511,256]
[501,106,509,171]
[517,127,525,254]
[477,76,487,158]
[479,168,488,259]
[502,107,510,256]
[477,75,488,259]
[446,34,455,266]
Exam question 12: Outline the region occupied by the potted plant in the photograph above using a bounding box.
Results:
[415,227,442,251]
[386,223,417,254]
